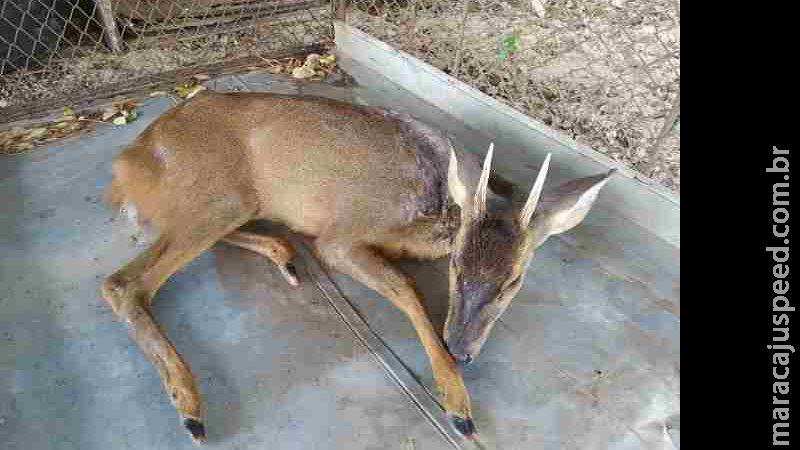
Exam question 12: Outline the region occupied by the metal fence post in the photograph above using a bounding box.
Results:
[335,0,349,21]
[95,0,123,53]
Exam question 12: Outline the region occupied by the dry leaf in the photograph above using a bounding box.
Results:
[27,128,48,139]
[192,73,210,81]
[102,107,119,121]
[304,53,321,67]
[319,54,336,66]
[175,82,204,98]
[531,0,547,18]
[292,66,316,79]
[184,85,206,99]
[149,91,168,97]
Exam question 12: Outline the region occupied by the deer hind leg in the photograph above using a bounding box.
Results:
[101,205,254,443]
[221,230,299,286]
[313,238,476,437]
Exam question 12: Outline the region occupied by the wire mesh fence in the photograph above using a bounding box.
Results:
[344,0,680,189]
[1,0,679,189]
[0,0,332,117]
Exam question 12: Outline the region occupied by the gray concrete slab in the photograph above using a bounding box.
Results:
[322,59,681,449]
[0,97,453,450]
[1,62,679,450]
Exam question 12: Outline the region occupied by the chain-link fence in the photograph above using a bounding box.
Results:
[1,0,332,118]
[344,0,680,189]
[1,0,679,189]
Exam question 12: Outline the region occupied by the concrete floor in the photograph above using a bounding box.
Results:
[0,67,680,450]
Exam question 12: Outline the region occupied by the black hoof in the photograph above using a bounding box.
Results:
[451,416,476,437]
[183,417,206,442]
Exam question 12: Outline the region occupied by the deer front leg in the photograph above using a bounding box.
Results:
[314,238,475,436]
[101,211,252,443]
[221,230,299,286]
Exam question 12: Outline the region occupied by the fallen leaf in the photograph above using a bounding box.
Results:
[319,54,336,66]
[184,85,206,99]
[192,73,210,81]
[292,66,315,79]
[27,127,48,139]
[149,91,168,97]
[286,58,301,71]
[63,106,75,117]
[102,107,119,121]
[268,66,283,74]
[122,101,143,110]
[174,83,203,98]
[9,126,26,137]
[112,116,127,126]
[531,0,547,18]
[126,110,139,122]
[304,53,321,67]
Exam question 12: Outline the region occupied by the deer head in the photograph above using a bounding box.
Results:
[444,143,614,364]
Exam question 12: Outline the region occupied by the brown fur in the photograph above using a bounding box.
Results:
[102,91,479,441]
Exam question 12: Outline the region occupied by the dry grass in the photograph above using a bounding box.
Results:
[349,0,680,190]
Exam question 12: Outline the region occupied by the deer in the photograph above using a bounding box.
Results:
[100,90,613,443]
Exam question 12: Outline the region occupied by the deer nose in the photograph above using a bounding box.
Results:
[450,349,474,366]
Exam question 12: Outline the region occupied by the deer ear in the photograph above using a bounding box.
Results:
[530,169,615,246]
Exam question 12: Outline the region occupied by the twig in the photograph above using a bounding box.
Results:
[451,0,472,79]
[531,0,547,18]
[647,90,680,157]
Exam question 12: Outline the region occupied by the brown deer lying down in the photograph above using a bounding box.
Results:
[101,90,613,443]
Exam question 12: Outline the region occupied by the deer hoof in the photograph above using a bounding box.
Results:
[183,417,207,444]
[450,415,477,438]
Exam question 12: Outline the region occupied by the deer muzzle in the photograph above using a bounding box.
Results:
[445,280,498,364]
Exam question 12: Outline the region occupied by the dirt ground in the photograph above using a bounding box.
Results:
[349,0,680,190]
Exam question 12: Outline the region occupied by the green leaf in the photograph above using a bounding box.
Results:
[126,110,139,122]
[498,30,521,63]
